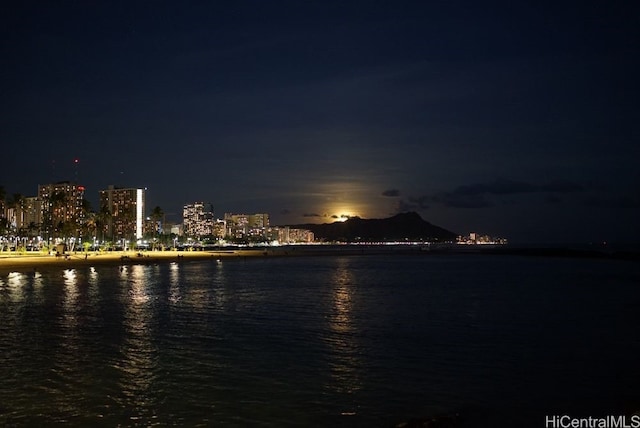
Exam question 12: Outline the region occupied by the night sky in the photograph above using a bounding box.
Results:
[2,1,638,243]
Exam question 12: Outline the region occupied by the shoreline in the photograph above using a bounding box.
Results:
[0,244,637,275]
[0,245,428,275]
[0,250,264,275]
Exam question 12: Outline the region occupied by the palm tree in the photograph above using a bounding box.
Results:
[0,218,7,242]
[82,211,97,246]
[150,206,164,224]
[0,185,7,237]
[95,205,111,246]
[27,222,39,238]
[10,193,24,206]
[1,193,24,248]
[150,206,164,250]
[45,191,67,242]
[61,221,78,250]
[121,210,136,249]
[8,193,24,233]
[0,185,6,213]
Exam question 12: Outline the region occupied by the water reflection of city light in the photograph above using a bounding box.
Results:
[118,264,158,414]
[63,269,78,304]
[6,272,24,287]
[119,265,128,279]
[5,272,27,303]
[62,268,79,332]
[169,262,181,304]
[327,259,362,397]
[129,265,149,304]
[210,262,229,311]
[32,270,43,289]
[63,268,76,281]
[7,272,22,287]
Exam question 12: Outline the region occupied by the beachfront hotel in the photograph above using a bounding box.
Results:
[224,213,269,239]
[99,185,145,242]
[38,181,86,240]
[277,226,314,244]
[183,202,215,239]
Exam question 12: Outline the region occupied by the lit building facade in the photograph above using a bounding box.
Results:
[213,219,226,239]
[224,213,269,239]
[99,185,145,241]
[16,196,42,234]
[38,182,85,239]
[277,227,314,244]
[143,217,162,237]
[183,202,215,238]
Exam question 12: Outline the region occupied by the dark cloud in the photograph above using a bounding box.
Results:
[397,200,417,212]
[451,178,584,197]
[583,196,640,209]
[280,209,291,215]
[399,178,585,211]
[396,195,430,212]
[408,196,430,209]
[382,189,400,197]
[539,180,585,193]
[396,196,430,213]
[545,195,563,204]
[303,213,322,217]
[454,179,537,196]
[432,192,494,209]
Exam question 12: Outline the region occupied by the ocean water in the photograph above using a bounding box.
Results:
[0,254,638,427]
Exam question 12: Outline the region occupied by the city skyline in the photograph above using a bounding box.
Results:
[2,2,638,243]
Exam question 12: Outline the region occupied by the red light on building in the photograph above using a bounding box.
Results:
[78,186,85,191]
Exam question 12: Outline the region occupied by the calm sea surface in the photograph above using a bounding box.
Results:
[1,254,639,427]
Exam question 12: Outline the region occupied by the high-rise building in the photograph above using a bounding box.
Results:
[143,217,162,237]
[99,185,145,241]
[224,213,269,239]
[38,181,85,239]
[224,213,269,228]
[213,219,226,239]
[183,202,215,238]
[277,227,314,244]
[16,196,42,234]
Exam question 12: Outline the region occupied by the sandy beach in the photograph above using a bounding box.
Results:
[0,249,274,275]
[0,244,439,275]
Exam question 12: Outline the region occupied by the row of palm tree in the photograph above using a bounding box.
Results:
[0,187,25,234]
[1,185,175,251]
[0,186,25,237]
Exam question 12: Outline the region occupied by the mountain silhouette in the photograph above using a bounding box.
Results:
[289,212,457,242]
